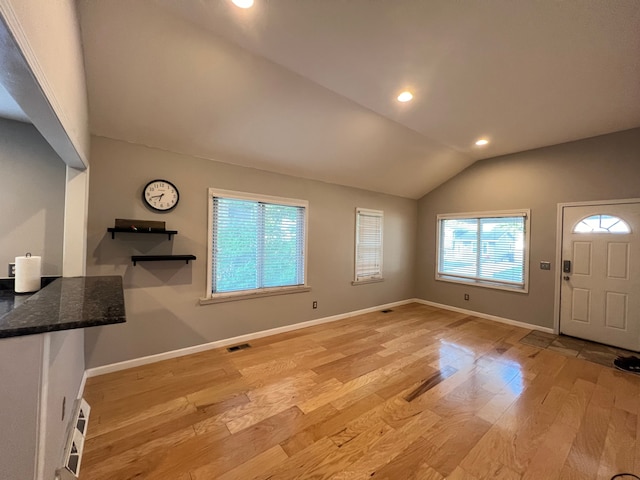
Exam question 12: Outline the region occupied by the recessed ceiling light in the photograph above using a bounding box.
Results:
[397,91,413,102]
[475,138,489,146]
[231,0,254,8]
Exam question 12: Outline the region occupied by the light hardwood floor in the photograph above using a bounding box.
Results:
[80,303,640,479]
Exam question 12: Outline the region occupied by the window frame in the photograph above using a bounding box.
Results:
[202,188,310,304]
[435,209,531,293]
[573,214,631,234]
[353,207,384,285]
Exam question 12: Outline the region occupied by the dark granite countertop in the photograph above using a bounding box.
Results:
[0,276,58,318]
[0,290,31,318]
[0,276,126,338]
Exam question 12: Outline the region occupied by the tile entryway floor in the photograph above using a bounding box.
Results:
[520,330,637,368]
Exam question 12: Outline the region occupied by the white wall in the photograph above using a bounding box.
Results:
[84,136,417,368]
[0,118,66,276]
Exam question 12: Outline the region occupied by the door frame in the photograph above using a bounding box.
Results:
[554,197,640,335]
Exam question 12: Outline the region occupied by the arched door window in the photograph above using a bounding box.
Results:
[573,214,631,233]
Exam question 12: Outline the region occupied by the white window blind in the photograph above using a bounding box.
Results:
[210,193,306,295]
[355,208,383,282]
[437,211,530,292]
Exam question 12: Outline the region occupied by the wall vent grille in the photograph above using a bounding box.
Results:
[227,343,251,352]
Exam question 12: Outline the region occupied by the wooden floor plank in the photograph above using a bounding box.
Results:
[331,409,441,479]
[204,444,289,480]
[562,387,613,479]
[79,303,640,479]
[595,407,636,479]
[522,421,577,480]
[424,414,492,477]
[371,436,445,480]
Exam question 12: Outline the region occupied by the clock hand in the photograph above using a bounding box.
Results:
[149,193,165,200]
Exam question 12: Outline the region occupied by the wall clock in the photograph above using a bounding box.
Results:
[142,179,180,212]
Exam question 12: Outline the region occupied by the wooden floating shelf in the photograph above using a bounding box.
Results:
[131,255,196,266]
[107,227,178,240]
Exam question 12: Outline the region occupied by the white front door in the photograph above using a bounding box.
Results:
[560,202,640,351]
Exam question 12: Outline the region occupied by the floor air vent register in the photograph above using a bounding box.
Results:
[227,343,251,352]
[57,398,91,480]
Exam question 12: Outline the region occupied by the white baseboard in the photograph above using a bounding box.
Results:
[76,371,88,400]
[413,298,555,334]
[85,298,554,378]
[85,298,416,377]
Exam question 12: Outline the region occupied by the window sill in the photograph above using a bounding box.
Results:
[200,285,311,305]
[436,276,528,294]
[352,278,384,286]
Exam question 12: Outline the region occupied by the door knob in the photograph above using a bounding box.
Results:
[563,276,570,280]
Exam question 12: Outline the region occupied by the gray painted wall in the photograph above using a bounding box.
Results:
[84,136,417,368]
[0,117,66,276]
[0,118,83,479]
[417,127,640,329]
[0,330,85,480]
[0,334,42,480]
[43,329,85,480]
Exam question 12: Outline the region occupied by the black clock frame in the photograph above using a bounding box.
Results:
[142,179,180,212]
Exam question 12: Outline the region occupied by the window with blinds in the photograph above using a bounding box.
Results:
[436,210,530,292]
[208,189,307,297]
[354,208,383,283]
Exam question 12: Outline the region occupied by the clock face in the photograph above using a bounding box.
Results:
[143,179,179,212]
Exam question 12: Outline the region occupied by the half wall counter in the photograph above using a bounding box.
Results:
[0,276,126,338]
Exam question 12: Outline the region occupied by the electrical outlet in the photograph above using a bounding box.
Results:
[8,263,15,277]
[312,301,318,309]
[464,294,470,301]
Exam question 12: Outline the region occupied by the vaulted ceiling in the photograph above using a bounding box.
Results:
[76,0,640,199]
